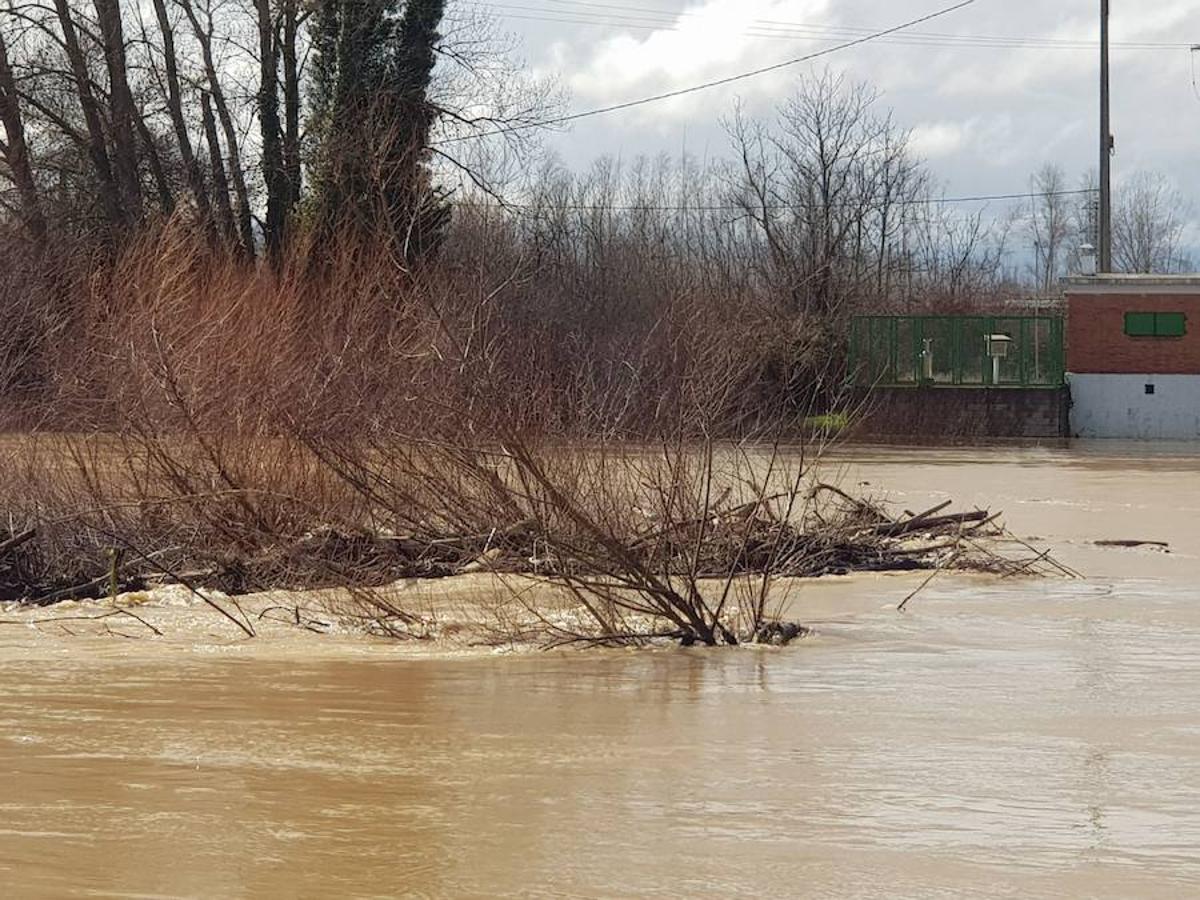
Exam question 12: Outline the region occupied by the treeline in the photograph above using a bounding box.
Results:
[507,73,1017,327]
[0,0,485,257]
[0,1,1192,433]
[1024,164,1192,293]
[0,0,1017,429]
[0,0,544,413]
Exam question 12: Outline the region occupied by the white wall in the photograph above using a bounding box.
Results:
[1069,374,1200,439]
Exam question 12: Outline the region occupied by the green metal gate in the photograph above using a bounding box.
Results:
[849,315,1065,388]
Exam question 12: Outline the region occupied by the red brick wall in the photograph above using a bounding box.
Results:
[1067,292,1200,374]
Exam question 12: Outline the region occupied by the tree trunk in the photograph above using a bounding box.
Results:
[93,0,143,221]
[200,91,236,245]
[0,31,47,246]
[281,0,302,215]
[150,0,211,224]
[256,0,286,259]
[52,0,125,228]
[178,0,256,259]
[133,112,175,214]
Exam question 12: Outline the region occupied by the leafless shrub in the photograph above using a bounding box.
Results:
[0,202,1058,646]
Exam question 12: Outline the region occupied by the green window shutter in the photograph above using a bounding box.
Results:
[1155,312,1187,337]
[1125,312,1156,337]
[1125,311,1188,337]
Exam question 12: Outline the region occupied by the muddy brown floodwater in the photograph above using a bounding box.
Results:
[4,444,1200,897]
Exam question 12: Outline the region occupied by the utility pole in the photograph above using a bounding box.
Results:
[1099,0,1113,273]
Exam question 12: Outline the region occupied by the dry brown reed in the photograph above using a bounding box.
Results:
[0,221,1054,646]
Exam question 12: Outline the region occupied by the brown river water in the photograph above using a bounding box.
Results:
[3,445,1200,897]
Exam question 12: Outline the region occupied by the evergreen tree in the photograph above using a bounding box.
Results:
[308,0,449,259]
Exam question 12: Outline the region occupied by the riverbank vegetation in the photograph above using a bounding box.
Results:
[0,223,1066,645]
[1,1,1080,644]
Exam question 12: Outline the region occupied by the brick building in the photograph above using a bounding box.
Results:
[1065,275,1200,438]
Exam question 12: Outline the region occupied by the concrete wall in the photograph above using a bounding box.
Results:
[1066,291,1200,374]
[1068,374,1200,439]
[854,387,1070,440]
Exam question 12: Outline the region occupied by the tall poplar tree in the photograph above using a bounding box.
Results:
[308,0,449,259]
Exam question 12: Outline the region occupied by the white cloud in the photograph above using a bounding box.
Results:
[508,0,1200,219]
[910,121,971,158]
[555,0,832,123]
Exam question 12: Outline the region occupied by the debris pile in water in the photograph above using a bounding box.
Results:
[2,484,1069,611]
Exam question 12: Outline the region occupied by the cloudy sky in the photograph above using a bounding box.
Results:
[467,0,1200,219]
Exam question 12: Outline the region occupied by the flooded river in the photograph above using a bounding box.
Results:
[3,445,1200,897]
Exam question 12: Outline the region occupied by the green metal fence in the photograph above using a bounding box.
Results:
[849,315,1065,388]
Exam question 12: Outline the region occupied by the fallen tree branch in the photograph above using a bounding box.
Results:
[0,529,36,557]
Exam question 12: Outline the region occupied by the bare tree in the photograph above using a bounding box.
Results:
[1062,170,1099,276]
[200,90,236,243]
[1027,164,1072,294]
[177,0,256,258]
[280,0,302,217]
[93,0,143,221]
[0,27,46,246]
[728,72,925,319]
[149,0,211,224]
[50,0,126,228]
[911,202,1011,306]
[1113,172,1190,274]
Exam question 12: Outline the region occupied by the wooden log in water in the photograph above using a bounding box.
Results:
[866,510,991,539]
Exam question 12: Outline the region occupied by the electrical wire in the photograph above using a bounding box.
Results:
[436,0,978,143]
[463,188,1098,213]
[462,0,1194,52]
[438,2,1102,209]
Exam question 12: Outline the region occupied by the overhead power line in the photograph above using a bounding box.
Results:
[440,1,1098,214]
[437,0,977,143]
[463,0,1194,51]
[464,188,1099,213]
